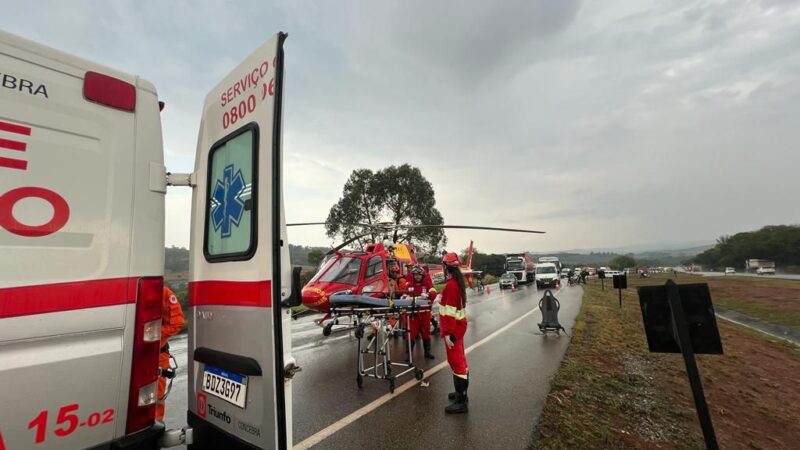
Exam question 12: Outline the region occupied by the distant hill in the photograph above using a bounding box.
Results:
[164,244,328,275]
[692,225,800,271]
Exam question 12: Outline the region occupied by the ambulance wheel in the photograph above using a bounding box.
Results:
[356,375,363,388]
[415,368,424,381]
[323,322,333,337]
[389,377,396,393]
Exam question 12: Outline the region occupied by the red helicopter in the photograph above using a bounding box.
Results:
[286,223,544,325]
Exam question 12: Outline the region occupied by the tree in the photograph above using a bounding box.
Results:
[325,169,382,246]
[307,249,325,268]
[609,255,636,270]
[326,164,446,255]
[693,225,800,270]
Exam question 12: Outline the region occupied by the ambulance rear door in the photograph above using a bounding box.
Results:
[187,32,294,449]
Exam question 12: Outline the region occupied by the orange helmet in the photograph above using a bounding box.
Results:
[442,252,461,267]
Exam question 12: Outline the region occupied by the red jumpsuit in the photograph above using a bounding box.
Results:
[439,278,468,378]
[157,287,185,421]
[407,275,435,341]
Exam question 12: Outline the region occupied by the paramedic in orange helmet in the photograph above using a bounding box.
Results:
[439,252,469,414]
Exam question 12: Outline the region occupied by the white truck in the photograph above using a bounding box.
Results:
[538,256,562,274]
[504,253,536,284]
[746,259,776,275]
[0,30,298,449]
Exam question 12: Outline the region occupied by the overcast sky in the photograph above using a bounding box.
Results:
[4,0,799,254]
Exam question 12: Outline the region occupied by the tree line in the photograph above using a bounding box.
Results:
[691,225,800,271]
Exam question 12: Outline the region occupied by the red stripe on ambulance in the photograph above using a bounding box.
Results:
[0,137,26,151]
[188,280,272,307]
[0,277,139,318]
[0,120,31,136]
[0,156,27,170]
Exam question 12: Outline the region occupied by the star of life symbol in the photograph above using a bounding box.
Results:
[210,164,249,238]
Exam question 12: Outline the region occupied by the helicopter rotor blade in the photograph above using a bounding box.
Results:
[288,222,544,234]
[287,222,375,228]
[393,224,545,234]
[325,231,375,256]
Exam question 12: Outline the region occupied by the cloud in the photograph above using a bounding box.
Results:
[4,0,800,252]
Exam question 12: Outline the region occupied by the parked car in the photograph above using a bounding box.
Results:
[499,272,519,289]
[725,267,736,275]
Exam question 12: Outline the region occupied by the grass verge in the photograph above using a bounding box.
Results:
[533,274,800,449]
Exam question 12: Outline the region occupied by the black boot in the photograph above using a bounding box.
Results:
[447,373,469,402]
[423,339,435,359]
[445,376,468,414]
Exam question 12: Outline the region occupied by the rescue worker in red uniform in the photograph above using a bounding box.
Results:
[388,264,408,298]
[439,252,469,414]
[387,264,407,333]
[405,265,436,359]
[157,287,185,421]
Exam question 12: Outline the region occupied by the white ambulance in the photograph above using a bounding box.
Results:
[0,29,298,449]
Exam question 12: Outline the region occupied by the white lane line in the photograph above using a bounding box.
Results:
[715,313,800,347]
[293,335,351,352]
[293,305,541,450]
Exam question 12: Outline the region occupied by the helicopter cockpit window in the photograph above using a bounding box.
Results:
[319,256,363,285]
[364,256,384,279]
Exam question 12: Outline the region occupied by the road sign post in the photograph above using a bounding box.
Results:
[598,270,605,291]
[613,274,627,308]
[638,280,722,450]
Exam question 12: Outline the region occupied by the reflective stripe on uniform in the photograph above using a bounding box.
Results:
[439,304,466,320]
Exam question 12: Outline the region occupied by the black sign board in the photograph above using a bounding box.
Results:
[597,270,606,279]
[613,274,627,289]
[638,281,722,449]
[638,282,723,355]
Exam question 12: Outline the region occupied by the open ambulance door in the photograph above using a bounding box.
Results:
[186,32,296,449]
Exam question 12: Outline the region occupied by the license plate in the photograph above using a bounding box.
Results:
[203,365,247,408]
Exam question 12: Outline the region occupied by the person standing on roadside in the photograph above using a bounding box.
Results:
[157,286,185,421]
[439,252,469,414]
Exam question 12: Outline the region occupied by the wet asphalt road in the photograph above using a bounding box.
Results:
[165,283,583,448]
[694,271,800,281]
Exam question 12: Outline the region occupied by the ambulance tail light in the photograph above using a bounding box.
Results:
[126,277,163,433]
[83,71,136,112]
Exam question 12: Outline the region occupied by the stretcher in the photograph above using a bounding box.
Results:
[329,294,432,392]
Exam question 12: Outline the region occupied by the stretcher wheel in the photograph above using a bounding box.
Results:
[356,375,363,388]
[389,377,396,394]
[414,368,424,381]
[323,322,333,337]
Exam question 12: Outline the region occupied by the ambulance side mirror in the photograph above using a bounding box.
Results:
[281,266,303,308]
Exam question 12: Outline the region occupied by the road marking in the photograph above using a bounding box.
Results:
[293,335,351,352]
[715,313,800,347]
[293,305,542,449]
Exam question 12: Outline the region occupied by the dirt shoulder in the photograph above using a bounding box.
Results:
[533,274,800,449]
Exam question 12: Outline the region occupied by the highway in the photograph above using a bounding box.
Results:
[165,283,583,448]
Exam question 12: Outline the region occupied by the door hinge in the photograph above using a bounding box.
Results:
[166,172,197,187]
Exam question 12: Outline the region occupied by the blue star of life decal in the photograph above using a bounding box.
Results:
[210,164,246,238]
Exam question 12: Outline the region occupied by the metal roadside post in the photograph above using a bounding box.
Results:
[638,280,722,450]
[613,274,627,308]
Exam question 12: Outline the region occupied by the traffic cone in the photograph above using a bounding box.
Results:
[511,285,517,293]
[486,286,492,294]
